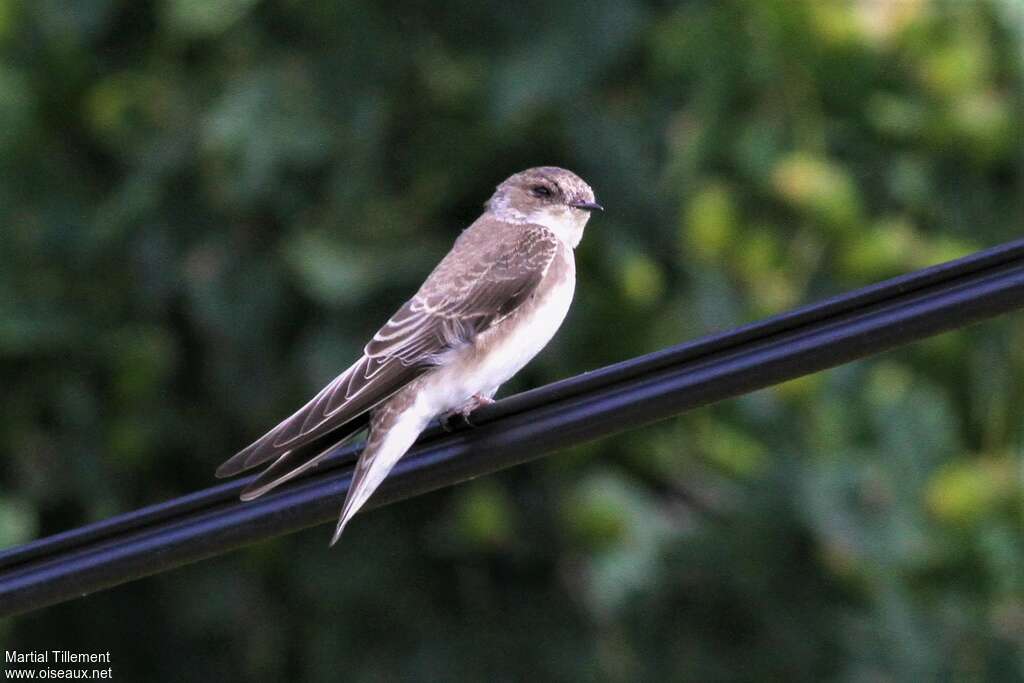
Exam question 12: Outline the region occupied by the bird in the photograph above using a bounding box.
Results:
[215,166,602,545]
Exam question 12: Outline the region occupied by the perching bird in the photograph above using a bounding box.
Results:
[215,167,602,544]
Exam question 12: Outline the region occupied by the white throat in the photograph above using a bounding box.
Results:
[530,206,588,248]
[490,202,589,248]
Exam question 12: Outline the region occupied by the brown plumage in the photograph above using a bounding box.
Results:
[216,166,600,543]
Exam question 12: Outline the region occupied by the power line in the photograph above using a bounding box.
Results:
[3,237,1024,616]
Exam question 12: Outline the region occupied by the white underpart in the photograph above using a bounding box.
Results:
[371,256,575,432]
[334,274,574,539]
[334,212,587,539]
[333,406,430,541]
[433,263,575,407]
[423,205,584,411]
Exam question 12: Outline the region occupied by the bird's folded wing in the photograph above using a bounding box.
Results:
[363,224,559,361]
[214,356,419,479]
[215,224,560,488]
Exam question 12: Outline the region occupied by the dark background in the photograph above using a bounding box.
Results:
[2,0,1023,680]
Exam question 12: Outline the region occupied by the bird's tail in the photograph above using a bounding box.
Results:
[330,400,430,546]
[237,418,367,501]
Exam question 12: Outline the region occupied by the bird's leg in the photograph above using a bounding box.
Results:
[461,393,495,426]
[439,393,496,431]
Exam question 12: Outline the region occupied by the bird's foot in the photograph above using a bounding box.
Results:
[440,393,495,431]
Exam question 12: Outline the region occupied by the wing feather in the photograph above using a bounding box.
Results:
[364,225,559,362]
[215,357,420,478]
[216,222,560,494]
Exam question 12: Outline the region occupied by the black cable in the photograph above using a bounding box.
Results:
[3,237,1024,617]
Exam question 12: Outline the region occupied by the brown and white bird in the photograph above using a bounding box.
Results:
[215,167,601,544]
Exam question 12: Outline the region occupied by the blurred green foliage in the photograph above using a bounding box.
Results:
[2,0,1023,680]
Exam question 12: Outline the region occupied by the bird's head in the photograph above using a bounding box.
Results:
[486,166,602,248]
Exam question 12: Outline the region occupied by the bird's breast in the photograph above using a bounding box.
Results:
[417,247,576,414]
[474,253,575,391]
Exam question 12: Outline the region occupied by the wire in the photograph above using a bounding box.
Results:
[3,237,1024,616]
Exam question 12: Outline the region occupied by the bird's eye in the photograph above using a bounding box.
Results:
[531,185,553,198]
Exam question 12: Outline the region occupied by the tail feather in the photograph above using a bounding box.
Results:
[239,418,368,501]
[329,401,430,545]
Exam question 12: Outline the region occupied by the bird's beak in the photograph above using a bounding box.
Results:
[569,200,604,212]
